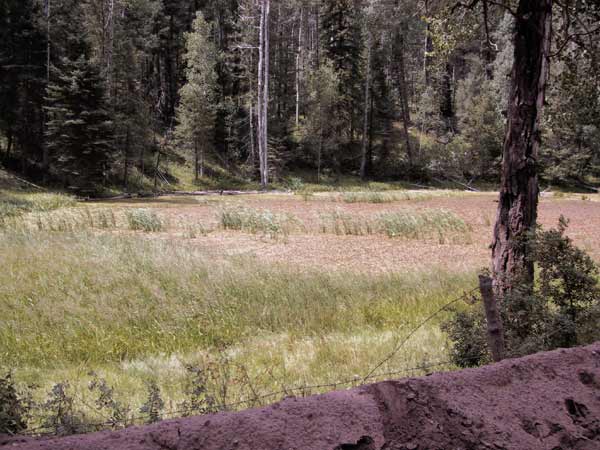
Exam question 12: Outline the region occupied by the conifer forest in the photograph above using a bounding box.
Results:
[1,0,598,192]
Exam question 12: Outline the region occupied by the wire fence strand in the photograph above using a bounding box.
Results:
[21,287,480,437]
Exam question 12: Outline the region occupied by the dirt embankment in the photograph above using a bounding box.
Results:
[4,342,600,450]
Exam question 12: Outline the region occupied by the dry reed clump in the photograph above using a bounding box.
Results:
[318,208,471,242]
[125,209,164,232]
[219,206,302,238]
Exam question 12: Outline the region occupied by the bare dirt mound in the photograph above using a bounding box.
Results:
[4,342,600,450]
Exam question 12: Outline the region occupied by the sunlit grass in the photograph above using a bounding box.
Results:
[0,229,475,425]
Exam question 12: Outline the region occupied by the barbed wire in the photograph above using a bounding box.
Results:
[362,287,479,382]
[22,359,460,437]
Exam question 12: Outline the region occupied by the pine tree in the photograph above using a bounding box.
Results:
[321,0,363,151]
[175,12,218,182]
[45,55,115,190]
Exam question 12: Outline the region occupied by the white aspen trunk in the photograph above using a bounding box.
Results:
[249,103,255,163]
[360,34,372,181]
[257,0,266,188]
[259,0,270,189]
[295,6,303,128]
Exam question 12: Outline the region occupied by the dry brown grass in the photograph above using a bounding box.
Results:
[87,191,600,274]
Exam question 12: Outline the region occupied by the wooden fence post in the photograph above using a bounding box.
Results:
[479,275,505,362]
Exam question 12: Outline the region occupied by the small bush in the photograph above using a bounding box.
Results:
[178,365,218,416]
[126,209,163,232]
[442,307,490,368]
[88,373,131,429]
[40,383,92,436]
[139,382,164,424]
[531,216,600,348]
[285,177,305,192]
[0,374,28,435]
[318,210,374,235]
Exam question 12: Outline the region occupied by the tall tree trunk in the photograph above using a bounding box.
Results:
[249,103,256,166]
[295,6,303,128]
[257,0,270,189]
[124,126,130,191]
[105,0,115,98]
[360,34,372,181]
[43,0,51,175]
[492,0,553,298]
[194,141,199,182]
[257,0,265,187]
[153,149,161,192]
[396,31,413,169]
[200,146,204,179]
[5,131,13,160]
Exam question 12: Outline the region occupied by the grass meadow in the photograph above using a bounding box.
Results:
[1,182,598,430]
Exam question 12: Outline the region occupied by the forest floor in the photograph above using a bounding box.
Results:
[1,175,599,432]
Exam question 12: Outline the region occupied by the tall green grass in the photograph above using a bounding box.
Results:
[0,230,475,423]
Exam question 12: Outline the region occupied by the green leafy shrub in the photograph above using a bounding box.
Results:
[442,307,489,368]
[0,374,28,435]
[531,216,600,348]
[445,217,600,367]
[126,209,163,232]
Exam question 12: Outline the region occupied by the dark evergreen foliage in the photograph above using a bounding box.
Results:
[0,0,598,192]
[45,56,115,189]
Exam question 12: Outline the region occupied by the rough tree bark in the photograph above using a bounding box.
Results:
[492,0,553,298]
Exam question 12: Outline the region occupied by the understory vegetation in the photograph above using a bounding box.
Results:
[445,218,600,367]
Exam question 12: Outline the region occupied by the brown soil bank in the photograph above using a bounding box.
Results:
[5,342,600,450]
